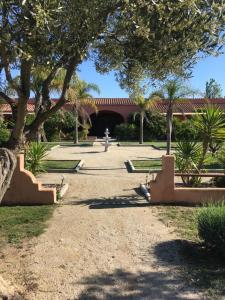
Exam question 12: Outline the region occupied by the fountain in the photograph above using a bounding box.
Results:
[102,128,112,152]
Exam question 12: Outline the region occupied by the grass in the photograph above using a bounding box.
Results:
[132,159,162,170]
[42,141,93,149]
[131,158,223,171]
[157,206,199,241]
[41,142,59,150]
[156,206,225,299]
[0,206,55,246]
[43,160,79,170]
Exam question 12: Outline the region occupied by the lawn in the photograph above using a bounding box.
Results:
[0,206,55,246]
[132,159,162,170]
[119,141,153,145]
[43,160,79,170]
[131,158,223,171]
[150,141,177,149]
[42,142,59,150]
[118,141,177,149]
[156,206,225,299]
[42,141,93,149]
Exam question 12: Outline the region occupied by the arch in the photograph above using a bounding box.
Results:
[89,110,124,137]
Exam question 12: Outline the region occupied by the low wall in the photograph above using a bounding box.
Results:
[2,154,56,205]
[149,155,225,204]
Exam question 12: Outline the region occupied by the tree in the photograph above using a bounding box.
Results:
[0,1,225,150]
[155,79,194,155]
[0,148,16,203]
[66,77,100,144]
[94,1,225,90]
[205,78,223,99]
[0,0,120,149]
[132,92,156,144]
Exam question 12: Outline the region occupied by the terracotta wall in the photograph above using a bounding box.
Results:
[2,155,56,205]
[150,155,225,205]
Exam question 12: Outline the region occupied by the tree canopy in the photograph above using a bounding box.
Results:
[205,78,223,99]
[94,0,225,90]
[0,0,225,149]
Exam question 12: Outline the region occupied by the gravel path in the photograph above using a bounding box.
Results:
[0,144,202,300]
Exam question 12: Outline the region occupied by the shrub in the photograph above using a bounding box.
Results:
[197,203,225,258]
[114,123,138,140]
[128,111,166,141]
[0,117,10,144]
[25,142,48,175]
[173,118,197,141]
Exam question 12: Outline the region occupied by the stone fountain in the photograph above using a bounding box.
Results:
[102,128,112,152]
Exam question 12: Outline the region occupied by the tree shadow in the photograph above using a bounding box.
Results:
[154,240,225,297]
[67,194,150,209]
[74,268,198,300]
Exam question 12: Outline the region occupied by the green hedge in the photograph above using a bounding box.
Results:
[197,203,225,258]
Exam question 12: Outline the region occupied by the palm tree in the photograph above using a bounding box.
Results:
[66,77,100,144]
[132,93,156,144]
[157,79,194,155]
[193,105,225,170]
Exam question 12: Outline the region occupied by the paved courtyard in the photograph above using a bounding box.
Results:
[1,144,202,300]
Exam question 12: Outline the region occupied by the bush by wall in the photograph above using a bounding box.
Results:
[114,123,138,141]
[127,111,166,141]
[197,203,225,258]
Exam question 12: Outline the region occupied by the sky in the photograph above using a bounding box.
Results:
[78,53,225,98]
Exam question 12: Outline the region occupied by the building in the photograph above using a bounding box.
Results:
[1,98,225,136]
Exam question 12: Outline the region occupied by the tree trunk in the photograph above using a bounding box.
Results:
[139,112,144,144]
[74,110,79,144]
[6,100,27,150]
[166,103,173,155]
[0,148,17,203]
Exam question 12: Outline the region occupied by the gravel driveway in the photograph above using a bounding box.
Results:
[0,144,202,300]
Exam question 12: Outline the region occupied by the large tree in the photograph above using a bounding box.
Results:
[0,0,225,150]
[94,1,225,90]
[0,0,121,149]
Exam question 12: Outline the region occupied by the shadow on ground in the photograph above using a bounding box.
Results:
[67,194,150,209]
[154,240,225,298]
[74,268,196,300]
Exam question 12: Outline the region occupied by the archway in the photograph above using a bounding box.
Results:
[89,110,124,137]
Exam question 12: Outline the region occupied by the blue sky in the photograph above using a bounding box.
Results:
[78,53,225,98]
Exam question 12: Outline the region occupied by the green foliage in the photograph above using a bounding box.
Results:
[115,124,138,141]
[128,111,166,141]
[213,149,225,187]
[173,118,197,142]
[197,203,225,258]
[0,118,10,144]
[44,110,75,141]
[193,105,225,169]
[0,206,54,245]
[175,141,202,186]
[205,79,223,99]
[25,142,48,175]
[94,2,225,89]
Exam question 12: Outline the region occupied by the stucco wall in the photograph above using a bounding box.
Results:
[150,155,225,205]
[2,154,56,205]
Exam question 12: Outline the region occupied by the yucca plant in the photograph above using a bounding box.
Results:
[175,141,202,186]
[193,105,225,170]
[25,142,48,175]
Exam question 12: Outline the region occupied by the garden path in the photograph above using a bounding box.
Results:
[2,143,202,300]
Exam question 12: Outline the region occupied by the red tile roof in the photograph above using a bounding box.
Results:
[0,98,225,114]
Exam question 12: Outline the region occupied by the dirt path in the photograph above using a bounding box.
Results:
[0,144,202,299]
